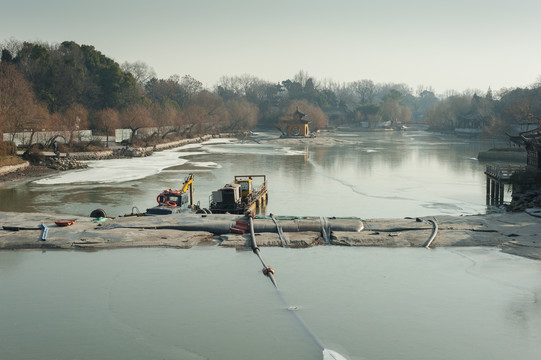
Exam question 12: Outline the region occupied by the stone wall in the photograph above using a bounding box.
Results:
[507,189,541,212]
[43,157,89,171]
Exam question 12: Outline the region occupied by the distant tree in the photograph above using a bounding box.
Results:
[355,104,380,124]
[282,100,328,130]
[215,74,262,99]
[351,80,376,105]
[226,98,258,131]
[0,63,47,143]
[1,49,13,62]
[179,75,203,99]
[411,88,439,121]
[189,91,227,133]
[120,104,154,144]
[121,61,156,90]
[293,70,310,87]
[181,105,206,137]
[145,75,199,108]
[153,103,182,138]
[60,103,88,145]
[80,44,139,109]
[425,95,471,130]
[281,79,303,100]
[95,108,120,147]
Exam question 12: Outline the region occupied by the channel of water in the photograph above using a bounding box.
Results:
[1,130,540,360]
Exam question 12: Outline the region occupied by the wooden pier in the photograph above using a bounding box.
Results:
[484,165,523,205]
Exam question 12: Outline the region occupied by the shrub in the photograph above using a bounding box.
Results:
[0,141,17,156]
[21,146,45,164]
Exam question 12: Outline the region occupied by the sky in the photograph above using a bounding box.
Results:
[2,0,540,95]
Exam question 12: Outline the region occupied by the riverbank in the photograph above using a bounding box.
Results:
[0,164,59,183]
[1,210,540,261]
[0,134,228,183]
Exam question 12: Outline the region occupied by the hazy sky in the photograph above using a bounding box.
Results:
[2,0,540,94]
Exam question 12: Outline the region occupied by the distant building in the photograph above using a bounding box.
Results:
[283,107,311,137]
[510,123,541,172]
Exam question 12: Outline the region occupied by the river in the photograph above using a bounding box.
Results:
[1,130,540,360]
[0,130,509,218]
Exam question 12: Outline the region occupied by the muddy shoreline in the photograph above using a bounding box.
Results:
[0,164,59,183]
[1,210,540,261]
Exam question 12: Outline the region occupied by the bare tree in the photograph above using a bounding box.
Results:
[95,108,120,147]
[120,104,154,144]
[153,103,182,138]
[226,98,258,131]
[121,61,156,89]
[60,104,88,146]
[189,91,227,133]
[350,79,376,104]
[293,70,311,87]
[282,100,328,131]
[181,105,206,136]
[0,63,47,144]
[180,75,203,98]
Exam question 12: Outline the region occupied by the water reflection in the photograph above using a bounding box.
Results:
[0,130,509,218]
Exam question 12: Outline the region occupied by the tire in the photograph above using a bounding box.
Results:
[90,208,107,218]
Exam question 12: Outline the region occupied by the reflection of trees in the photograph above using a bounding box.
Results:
[307,132,489,180]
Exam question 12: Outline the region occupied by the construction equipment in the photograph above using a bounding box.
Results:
[146,173,197,215]
[209,175,268,214]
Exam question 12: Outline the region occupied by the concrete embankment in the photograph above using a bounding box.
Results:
[1,210,540,261]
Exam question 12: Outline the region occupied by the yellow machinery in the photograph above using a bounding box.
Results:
[147,173,195,215]
[210,175,268,214]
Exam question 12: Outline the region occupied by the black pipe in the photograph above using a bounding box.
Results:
[249,217,278,288]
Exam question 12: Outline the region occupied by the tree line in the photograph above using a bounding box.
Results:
[1,39,541,153]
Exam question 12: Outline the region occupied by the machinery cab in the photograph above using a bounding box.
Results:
[211,183,242,212]
[146,174,195,215]
[160,191,191,208]
[209,175,267,214]
[235,177,253,198]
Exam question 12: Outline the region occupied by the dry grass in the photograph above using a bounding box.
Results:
[0,156,25,167]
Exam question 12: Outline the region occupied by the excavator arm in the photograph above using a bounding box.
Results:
[180,174,194,206]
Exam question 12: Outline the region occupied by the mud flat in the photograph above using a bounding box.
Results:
[1,210,540,260]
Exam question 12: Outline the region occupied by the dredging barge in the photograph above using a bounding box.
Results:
[209,175,268,215]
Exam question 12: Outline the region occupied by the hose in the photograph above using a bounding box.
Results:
[423,218,439,249]
[249,217,278,288]
[270,213,287,247]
